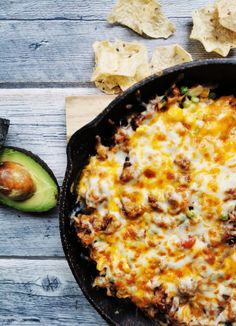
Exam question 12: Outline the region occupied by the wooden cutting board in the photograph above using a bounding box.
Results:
[65,95,116,140]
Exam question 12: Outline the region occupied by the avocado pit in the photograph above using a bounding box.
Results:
[0,161,36,201]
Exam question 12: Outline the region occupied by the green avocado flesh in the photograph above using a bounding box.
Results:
[0,148,58,213]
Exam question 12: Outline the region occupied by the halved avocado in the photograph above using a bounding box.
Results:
[0,147,59,213]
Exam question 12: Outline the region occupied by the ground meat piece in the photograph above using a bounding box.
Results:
[107,283,117,297]
[144,168,156,179]
[167,86,180,106]
[223,206,236,245]
[114,128,130,152]
[86,188,106,206]
[167,191,189,215]
[145,305,177,324]
[171,85,180,97]
[228,306,236,323]
[120,161,134,183]
[121,196,145,219]
[174,154,191,171]
[224,188,236,201]
[74,215,94,246]
[148,195,165,212]
[96,136,108,161]
[203,247,216,265]
[152,285,173,313]
[74,214,120,246]
[101,214,121,234]
[97,145,108,161]
[177,174,191,190]
[145,306,158,318]
[100,215,113,231]
[229,96,236,109]
[178,277,198,299]
[131,114,145,131]
[153,286,168,309]
[228,207,236,223]
[216,302,236,324]
[167,192,180,209]
[123,226,140,240]
[114,129,129,143]
[90,214,121,235]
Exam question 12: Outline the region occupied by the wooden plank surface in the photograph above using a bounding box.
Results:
[1,0,236,325]
[0,0,207,19]
[0,88,99,257]
[1,0,235,84]
[66,95,115,139]
[0,258,106,326]
[0,87,106,325]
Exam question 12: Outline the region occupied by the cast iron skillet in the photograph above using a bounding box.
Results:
[60,59,236,325]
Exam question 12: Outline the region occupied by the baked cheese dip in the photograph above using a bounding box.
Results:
[73,85,236,325]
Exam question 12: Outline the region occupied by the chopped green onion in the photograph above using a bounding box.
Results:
[183,100,191,108]
[178,214,186,225]
[191,96,200,103]
[109,277,115,283]
[180,86,189,95]
[209,92,216,100]
[161,99,167,106]
[220,214,228,221]
[186,210,196,219]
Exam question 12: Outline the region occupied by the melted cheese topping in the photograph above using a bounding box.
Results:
[75,93,236,325]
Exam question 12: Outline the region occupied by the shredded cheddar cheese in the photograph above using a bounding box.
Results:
[74,86,236,325]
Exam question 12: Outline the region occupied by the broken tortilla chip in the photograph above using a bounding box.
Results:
[107,0,175,39]
[150,44,192,73]
[91,40,150,94]
[216,0,236,33]
[190,5,236,57]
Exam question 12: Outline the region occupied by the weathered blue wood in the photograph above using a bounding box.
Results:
[0,258,106,325]
[0,88,107,325]
[0,0,236,325]
[1,12,235,83]
[0,88,98,257]
[0,0,207,19]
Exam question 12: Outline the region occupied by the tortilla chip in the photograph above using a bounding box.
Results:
[91,40,150,94]
[107,0,175,39]
[190,5,236,57]
[216,0,236,33]
[94,79,122,95]
[150,44,192,73]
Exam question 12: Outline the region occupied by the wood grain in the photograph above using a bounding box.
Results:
[0,0,207,19]
[0,88,98,257]
[0,18,233,84]
[0,258,106,326]
[0,87,108,324]
[1,0,236,325]
[66,95,115,139]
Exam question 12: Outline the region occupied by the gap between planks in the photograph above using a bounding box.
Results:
[0,256,66,260]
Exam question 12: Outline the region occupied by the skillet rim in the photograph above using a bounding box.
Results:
[59,58,236,325]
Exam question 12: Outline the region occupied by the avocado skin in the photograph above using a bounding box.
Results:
[0,119,10,148]
[0,146,59,213]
